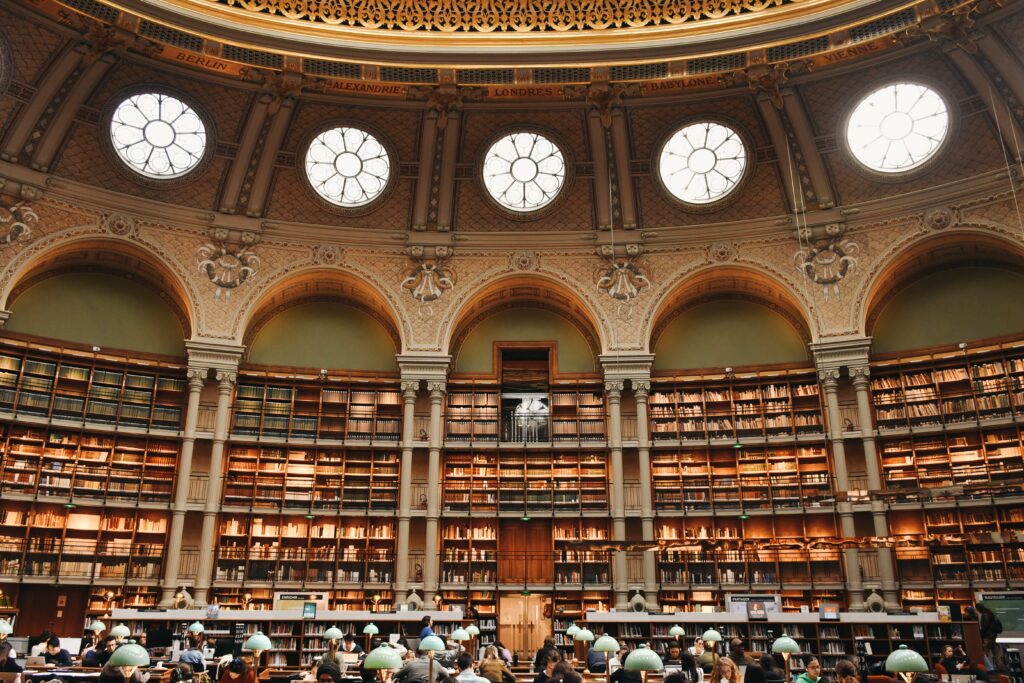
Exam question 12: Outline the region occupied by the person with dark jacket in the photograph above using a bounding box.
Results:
[534,652,561,683]
[0,642,23,673]
[44,636,73,667]
[535,639,559,674]
[978,605,1003,669]
[744,663,767,683]
[84,636,117,668]
[728,639,752,667]
[761,655,786,683]
[587,645,608,674]
[678,653,702,683]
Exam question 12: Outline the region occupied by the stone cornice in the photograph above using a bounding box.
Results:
[810,336,872,371]
[185,339,245,373]
[396,353,452,383]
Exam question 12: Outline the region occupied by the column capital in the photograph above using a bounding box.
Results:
[401,380,420,398]
[186,368,207,388]
[810,336,872,373]
[849,365,871,386]
[215,371,237,387]
[632,380,651,399]
[427,381,446,398]
[604,380,624,396]
[818,368,841,389]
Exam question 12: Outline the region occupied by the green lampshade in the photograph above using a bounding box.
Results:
[108,643,151,668]
[88,620,106,634]
[188,622,205,635]
[363,623,380,635]
[885,646,928,674]
[364,645,404,670]
[244,632,272,652]
[465,625,480,637]
[574,628,595,642]
[324,627,344,641]
[0,620,12,635]
[451,628,470,642]
[565,624,580,638]
[419,635,447,652]
[701,629,722,644]
[772,634,800,655]
[110,624,131,639]
[668,626,685,638]
[624,645,664,672]
[593,635,619,653]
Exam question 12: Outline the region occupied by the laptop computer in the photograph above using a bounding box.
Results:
[24,656,47,668]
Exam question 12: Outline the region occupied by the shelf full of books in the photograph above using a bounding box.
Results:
[441,450,609,513]
[649,369,824,442]
[0,501,168,582]
[214,514,395,585]
[0,342,185,430]
[878,426,1024,492]
[0,425,179,504]
[231,373,402,442]
[221,444,399,511]
[870,341,1024,432]
[651,445,833,511]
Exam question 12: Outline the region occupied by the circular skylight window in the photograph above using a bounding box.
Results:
[846,82,949,173]
[482,132,566,212]
[109,92,207,179]
[305,126,391,207]
[659,122,747,205]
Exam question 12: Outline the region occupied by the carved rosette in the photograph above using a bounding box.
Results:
[510,250,539,271]
[103,212,137,237]
[923,207,955,231]
[709,242,736,262]
[312,244,344,266]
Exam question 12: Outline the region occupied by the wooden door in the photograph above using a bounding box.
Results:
[498,520,552,584]
[17,584,88,637]
[498,594,550,660]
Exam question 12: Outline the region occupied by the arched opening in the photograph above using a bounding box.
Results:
[448,276,602,375]
[242,269,402,372]
[650,267,812,371]
[4,241,192,357]
[865,234,1024,355]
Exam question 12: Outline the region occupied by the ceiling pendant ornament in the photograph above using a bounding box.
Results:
[198,229,260,300]
[721,61,810,110]
[0,200,36,247]
[595,244,650,311]
[401,246,455,306]
[408,84,486,129]
[564,82,640,129]
[793,222,858,301]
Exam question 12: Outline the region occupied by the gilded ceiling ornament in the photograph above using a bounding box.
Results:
[401,248,455,303]
[904,8,979,54]
[794,222,858,301]
[57,12,161,65]
[564,82,640,128]
[198,239,260,300]
[0,200,36,246]
[407,84,486,129]
[215,0,790,32]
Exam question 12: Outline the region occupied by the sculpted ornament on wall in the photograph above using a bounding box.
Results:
[401,246,455,305]
[794,222,858,301]
[0,200,37,247]
[595,245,650,307]
[198,231,261,300]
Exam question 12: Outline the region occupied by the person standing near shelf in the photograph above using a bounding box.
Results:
[978,605,1003,670]
[420,617,435,640]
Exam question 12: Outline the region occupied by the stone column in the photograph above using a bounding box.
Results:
[850,366,900,609]
[423,381,445,602]
[160,369,207,605]
[193,371,236,606]
[632,380,659,609]
[819,369,864,610]
[605,380,629,610]
[395,380,419,603]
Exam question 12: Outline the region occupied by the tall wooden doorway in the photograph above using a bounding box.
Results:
[498,593,549,660]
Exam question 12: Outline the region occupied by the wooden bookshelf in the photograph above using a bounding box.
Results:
[553,590,611,656]
[550,384,606,441]
[583,611,982,676]
[446,385,500,442]
[0,425,179,503]
[231,374,401,442]
[0,345,185,430]
[870,342,1024,433]
[222,444,399,511]
[113,609,462,667]
[0,501,167,582]
[879,426,1024,490]
[656,513,842,588]
[441,519,497,584]
[442,450,608,513]
[553,519,611,586]
[649,369,824,442]
[215,514,395,586]
[651,445,832,511]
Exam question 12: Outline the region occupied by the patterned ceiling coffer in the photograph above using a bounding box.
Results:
[215,0,791,33]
